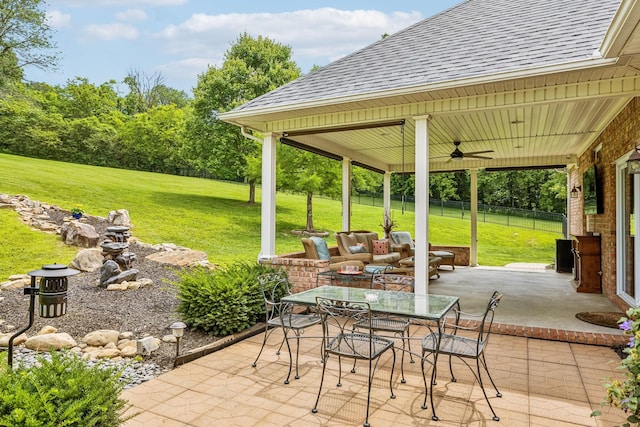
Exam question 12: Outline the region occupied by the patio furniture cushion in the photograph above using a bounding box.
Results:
[391,231,414,248]
[310,236,331,260]
[372,239,389,255]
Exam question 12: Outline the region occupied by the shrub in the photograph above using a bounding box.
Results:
[0,351,127,427]
[593,307,640,427]
[173,261,278,336]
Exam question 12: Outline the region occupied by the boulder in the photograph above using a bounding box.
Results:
[1,278,30,290]
[25,333,77,351]
[61,222,100,248]
[107,209,131,226]
[70,248,103,272]
[0,333,27,346]
[37,325,57,335]
[83,329,120,346]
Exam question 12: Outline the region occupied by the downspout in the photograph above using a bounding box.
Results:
[241,125,264,143]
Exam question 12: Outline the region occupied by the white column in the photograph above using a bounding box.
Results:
[383,171,391,219]
[259,133,277,261]
[566,170,572,238]
[470,169,478,266]
[413,115,430,295]
[342,157,351,232]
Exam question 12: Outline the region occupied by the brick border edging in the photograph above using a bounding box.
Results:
[455,318,627,346]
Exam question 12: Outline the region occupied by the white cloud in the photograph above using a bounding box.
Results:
[84,23,139,40]
[47,10,71,28]
[155,8,421,69]
[115,9,147,22]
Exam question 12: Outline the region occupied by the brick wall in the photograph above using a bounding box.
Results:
[572,97,640,311]
[261,254,330,294]
[429,245,470,265]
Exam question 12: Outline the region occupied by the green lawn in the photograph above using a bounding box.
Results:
[0,153,560,278]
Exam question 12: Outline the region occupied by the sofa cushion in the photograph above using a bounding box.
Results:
[354,232,378,252]
[372,252,401,264]
[339,233,359,253]
[310,236,331,260]
[391,231,414,249]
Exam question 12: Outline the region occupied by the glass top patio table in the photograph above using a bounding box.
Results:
[282,285,459,321]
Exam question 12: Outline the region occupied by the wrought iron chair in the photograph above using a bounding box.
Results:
[351,273,415,383]
[251,272,321,384]
[313,296,396,427]
[420,290,503,422]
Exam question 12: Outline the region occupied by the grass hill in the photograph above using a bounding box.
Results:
[0,153,559,278]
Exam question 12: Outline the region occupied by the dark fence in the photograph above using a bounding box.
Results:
[351,194,565,234]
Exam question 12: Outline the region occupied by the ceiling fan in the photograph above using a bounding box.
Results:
[439,141,494,162]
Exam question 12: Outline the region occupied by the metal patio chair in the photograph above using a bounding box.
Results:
[351,273,415,383]
[251,272,321,384]
[313,296,396,427]
[420,290,503,421]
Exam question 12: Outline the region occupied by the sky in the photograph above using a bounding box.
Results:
[26,0,462,95]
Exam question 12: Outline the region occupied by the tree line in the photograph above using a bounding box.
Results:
[0,1,567,232]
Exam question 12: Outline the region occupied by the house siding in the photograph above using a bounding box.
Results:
[570,96,639,311]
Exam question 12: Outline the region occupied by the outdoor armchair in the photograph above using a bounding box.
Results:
[420,291,503,421]
[301,237,365,271]
[335,231,402,265]
[251,272,321,384]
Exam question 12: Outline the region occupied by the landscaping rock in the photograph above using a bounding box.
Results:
[70,248,104,272]
[83,329,120,346]
[25,333,77,351]
[146,249,208,266]
[61,221,100,248]
[107,209,131,226]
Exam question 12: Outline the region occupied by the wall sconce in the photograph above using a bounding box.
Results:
[169,321,187,366]
[570,185,582,199]
[628,145,640,174]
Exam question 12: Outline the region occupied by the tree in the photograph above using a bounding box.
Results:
[121,69,189,115]
[185,32,300,203]
[277,144,341,231]
[0,0,59,81]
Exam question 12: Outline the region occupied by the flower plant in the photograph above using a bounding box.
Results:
[71,205,84,215]
[593,307,640,426]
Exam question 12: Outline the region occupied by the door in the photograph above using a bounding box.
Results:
[617,159,639,305]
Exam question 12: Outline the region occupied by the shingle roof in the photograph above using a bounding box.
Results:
[231,0,620,113]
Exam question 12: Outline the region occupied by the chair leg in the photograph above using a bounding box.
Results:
[283,328,293,385]
[475,358,500,421]
[480,354,502,398]
[251,323,271,368]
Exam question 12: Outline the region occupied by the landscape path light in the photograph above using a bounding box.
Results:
[169,321,187,367]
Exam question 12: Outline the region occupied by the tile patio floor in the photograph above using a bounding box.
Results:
[121,266,631,426]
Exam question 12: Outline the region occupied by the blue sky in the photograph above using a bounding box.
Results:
[28,0,461,95]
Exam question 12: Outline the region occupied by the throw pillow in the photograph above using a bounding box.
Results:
[372,239,389,255]
[310,236,331,260]
[348,244,367,254]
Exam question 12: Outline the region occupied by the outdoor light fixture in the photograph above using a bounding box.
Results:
[169,321,187,366]
[7,264,80,368]
[570,185,582,199]
[628,145,640,174]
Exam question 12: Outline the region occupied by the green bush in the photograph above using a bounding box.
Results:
[173,261,278,336]
[0,351,127,427]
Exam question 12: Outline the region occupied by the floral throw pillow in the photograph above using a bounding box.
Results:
[372,239,389,255]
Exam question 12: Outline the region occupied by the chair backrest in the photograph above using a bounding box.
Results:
[371,273,415,292]
[316,297,372,356]
[478,291,502,347]
[301,238,320,259]
[390,231,415,249]
[257,272,292,321]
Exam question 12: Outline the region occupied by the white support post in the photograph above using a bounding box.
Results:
[259,133,277,261]
[383,171,391,220]
[413,115,430,295]
[470,169,478,266]
[566,170,572,238]
[342,158,351,232]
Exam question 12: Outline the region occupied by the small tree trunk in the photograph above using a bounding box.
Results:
[248,180,256,204]
[306,192,314,231]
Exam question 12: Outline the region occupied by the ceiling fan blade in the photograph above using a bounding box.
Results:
[465,150,494,155]
[465,154,493,160]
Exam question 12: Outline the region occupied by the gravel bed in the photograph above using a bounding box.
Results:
[1,208,221,374]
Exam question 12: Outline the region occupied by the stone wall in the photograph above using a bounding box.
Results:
[569,96,640,312]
